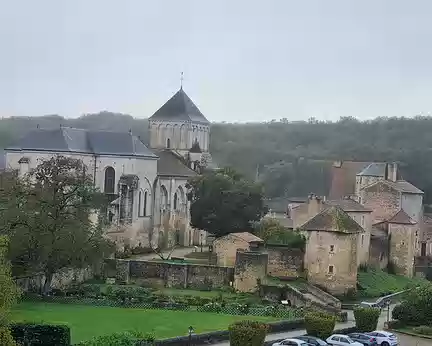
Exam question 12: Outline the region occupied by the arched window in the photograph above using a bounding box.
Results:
[104,167,115,193]
[173,192,178,210]
[138,191,142,216]
[166,138,171,148]
[143,191,148,216]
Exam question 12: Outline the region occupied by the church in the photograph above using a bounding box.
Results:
[4,87,213,249]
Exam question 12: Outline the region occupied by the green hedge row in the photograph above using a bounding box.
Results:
[229,320,269,346]
[304,311,336,339]
[353,307,380,332]
[10,323,70,346]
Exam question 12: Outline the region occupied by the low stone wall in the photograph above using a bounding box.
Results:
[106,259,234,289]
[15,267,93,293]
[265,245,303,279]
[305,283,341,308]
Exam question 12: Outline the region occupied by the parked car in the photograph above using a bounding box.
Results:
[359,301,380,309]
[272,338,309,346]
[295,335,328,345]
[326,334,363,346]
[365,331,398,346]
[348,333,378,346]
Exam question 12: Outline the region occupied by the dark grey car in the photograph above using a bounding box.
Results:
[348,333,378,346]
[296,336,328,346]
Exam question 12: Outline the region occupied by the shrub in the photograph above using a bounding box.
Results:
[304,312,336,339]
[0,327,16,346]
[392,284,432,326]
[11,323,70,346]
[353,307,380,332]
[412,325,432,336]
[228,320,268,346]
[386,320,403,329]
[76,330,154,346]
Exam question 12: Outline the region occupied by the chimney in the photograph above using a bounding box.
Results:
[308,193,324,218]
[386,162,398,182]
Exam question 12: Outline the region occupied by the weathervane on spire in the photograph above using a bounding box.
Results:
[180,72,184,89]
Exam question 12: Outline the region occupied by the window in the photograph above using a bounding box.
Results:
[421,242,427,256]
[143,191,148,216]
[361,215,365,227]
[138,191,142,216]
[104,167,115,193]
[166,138,171,148]
[361,234,364,245]
[173,192,178,210]
[330,245,334,252]
[339,337,349,344]
[328,265,334,274]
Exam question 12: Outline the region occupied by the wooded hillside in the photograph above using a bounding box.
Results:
[1,114,432,203]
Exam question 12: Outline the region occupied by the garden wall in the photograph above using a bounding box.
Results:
[15,267,93,293]
[265,245,303,278]
[106,259,234,289]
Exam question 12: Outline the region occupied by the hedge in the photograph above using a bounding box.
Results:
[353,307,380,332]
[10,323,71,346]
[228,320,269,346]
[304,312,336,339]
[0,327,16,346]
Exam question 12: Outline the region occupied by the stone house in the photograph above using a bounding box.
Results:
[4,87,211,249]
[213,232,264,267]
[301,205,364,295]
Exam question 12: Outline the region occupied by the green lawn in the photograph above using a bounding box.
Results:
[357,269,427,298]
[12,302,277,343]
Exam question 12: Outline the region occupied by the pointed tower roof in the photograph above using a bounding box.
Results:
[387,209,417,225]
[149,88,210,124]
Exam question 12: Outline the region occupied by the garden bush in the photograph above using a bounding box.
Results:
[10,323,71,346]
[76,331,155,346]
[392,284,432,326]
[228,320,268,346]
[304,312,336,339]
[412,325,432,336]
[353,307,380,332]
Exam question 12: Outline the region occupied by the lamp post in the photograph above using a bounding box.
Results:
[188,326,194,346]
[200,233,203,252]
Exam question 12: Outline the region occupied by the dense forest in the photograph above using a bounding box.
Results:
[1,113,432,203]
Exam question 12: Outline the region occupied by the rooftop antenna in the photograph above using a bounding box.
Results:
[180,72,184,90]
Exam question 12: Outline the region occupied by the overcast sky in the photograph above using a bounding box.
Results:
[1,1,432,122]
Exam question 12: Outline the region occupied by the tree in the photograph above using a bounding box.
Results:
[252,219,306,250]
[0,236,19,345]
[186,168,268,238]
[0,156,114,294]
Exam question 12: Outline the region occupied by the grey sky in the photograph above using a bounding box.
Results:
[1,1,432,122]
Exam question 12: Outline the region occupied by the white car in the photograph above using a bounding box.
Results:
[366,331,398,346]
[272,338,309,346]
[326,334,363,346]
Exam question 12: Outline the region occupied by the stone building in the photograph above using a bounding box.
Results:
[213,232,264,267]
[4,87,211,249]
[301,204,363,295]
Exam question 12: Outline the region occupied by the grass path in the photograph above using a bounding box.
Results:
[12,302,277,343]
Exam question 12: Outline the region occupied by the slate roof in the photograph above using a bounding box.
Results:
[149,88,210,124]
[327,198,372,212]
[153,149,197,178]
[329,161,374,199]
[301,206,364,233]
[6,128,157,158]
[364,179,423,194]
[357,163,387,177]
[387,209,417,225]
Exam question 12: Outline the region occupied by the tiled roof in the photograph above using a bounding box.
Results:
[387,209,417,225]
[329,161,374,199]
[232,232,264,243]
[153,149,197,178]
[6,128,157,158]
[364,179,423,194]
[327,198,372,212]
[357,163,387,177]
[149,88,209,124]
[301,206,364,233]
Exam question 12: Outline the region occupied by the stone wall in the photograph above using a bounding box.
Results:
[213,235,250,267]
[362,182,400,223]
[234,251,268,293]
[265,245,303,279]
[388,223,416,277]
[106,259,234,289]
[368,233,389,269]
[15,267,93,293]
